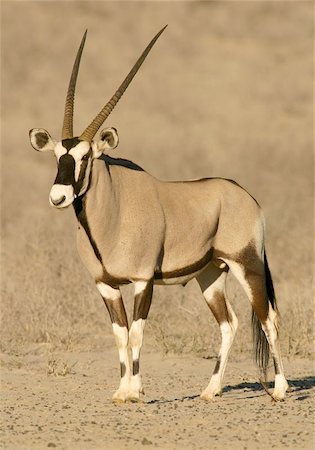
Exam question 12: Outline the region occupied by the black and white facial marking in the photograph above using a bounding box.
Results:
[29,127,119,209]
[50,138,92,208]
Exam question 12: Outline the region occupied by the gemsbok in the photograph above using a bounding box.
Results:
[30,27,288,403]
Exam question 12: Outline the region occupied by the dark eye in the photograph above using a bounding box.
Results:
[82,154,89,161]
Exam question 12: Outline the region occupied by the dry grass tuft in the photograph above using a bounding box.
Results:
[47,358,78,377]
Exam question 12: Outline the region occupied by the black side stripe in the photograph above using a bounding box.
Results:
[73,197,103,263]
[154,248,214,280]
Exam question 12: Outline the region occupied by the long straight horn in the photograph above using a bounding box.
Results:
[80,25,167,143]
[62,30,87,139]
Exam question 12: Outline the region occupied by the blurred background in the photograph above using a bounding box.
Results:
[1,1,313,360]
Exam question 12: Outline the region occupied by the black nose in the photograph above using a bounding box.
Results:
[51,195,66,206]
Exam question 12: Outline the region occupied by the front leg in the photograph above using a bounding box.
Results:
[96,282,130,403]
[127,280,153,402]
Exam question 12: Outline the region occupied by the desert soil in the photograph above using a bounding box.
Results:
[1,347,314,450]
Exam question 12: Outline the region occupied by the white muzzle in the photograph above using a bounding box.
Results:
[49,184,75,208]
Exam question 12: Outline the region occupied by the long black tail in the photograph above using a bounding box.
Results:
[251,251,278,378]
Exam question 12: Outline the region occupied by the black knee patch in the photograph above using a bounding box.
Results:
[133,281,153,320]
[213,356,221,375]
[120,362,126,378]
[133,359,139,376]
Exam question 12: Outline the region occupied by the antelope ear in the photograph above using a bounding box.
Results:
[92,127,119,158]
[29,128,56,152]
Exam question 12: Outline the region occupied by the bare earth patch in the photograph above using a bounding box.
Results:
[1,348,314,450]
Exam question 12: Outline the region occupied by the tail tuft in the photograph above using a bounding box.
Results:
[252,312,269,378]
[251,252,277,378]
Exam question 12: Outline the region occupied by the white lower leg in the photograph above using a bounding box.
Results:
[262,306,288,400]
[112,324,131,402]
[128,318,146,400]
[202,311,238,400]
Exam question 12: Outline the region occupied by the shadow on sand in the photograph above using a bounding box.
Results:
[224,375,315,393]
[146,376,315,405]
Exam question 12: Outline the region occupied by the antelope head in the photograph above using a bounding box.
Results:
[29,26,167,208]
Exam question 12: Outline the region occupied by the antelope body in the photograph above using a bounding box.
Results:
[30,28,288,402]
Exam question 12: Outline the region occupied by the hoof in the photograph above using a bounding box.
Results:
[112,390,128,403]
[272,390,286,402]
[272,377,289,401]
[200,389,222,401]
[125,391,142,403]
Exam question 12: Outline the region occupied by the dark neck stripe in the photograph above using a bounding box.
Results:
[74,150,92,195]
[100,154,144,171]
[73,197,103,263]
[73,193,131,289]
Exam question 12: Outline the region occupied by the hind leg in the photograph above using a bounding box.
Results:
[196,264,238,400]
[221,245,288,400]
[263,304,288,400]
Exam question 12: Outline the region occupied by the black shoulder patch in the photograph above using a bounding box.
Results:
[100,155,144,171]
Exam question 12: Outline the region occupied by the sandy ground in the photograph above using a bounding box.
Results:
[1,1,314,449]
[1,347,314,450]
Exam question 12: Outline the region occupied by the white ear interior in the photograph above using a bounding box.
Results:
[92,127,119,158]
[100,127,119,150]
[29,128,55,152]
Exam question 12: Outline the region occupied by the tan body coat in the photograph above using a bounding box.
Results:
[76,157,263,286]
